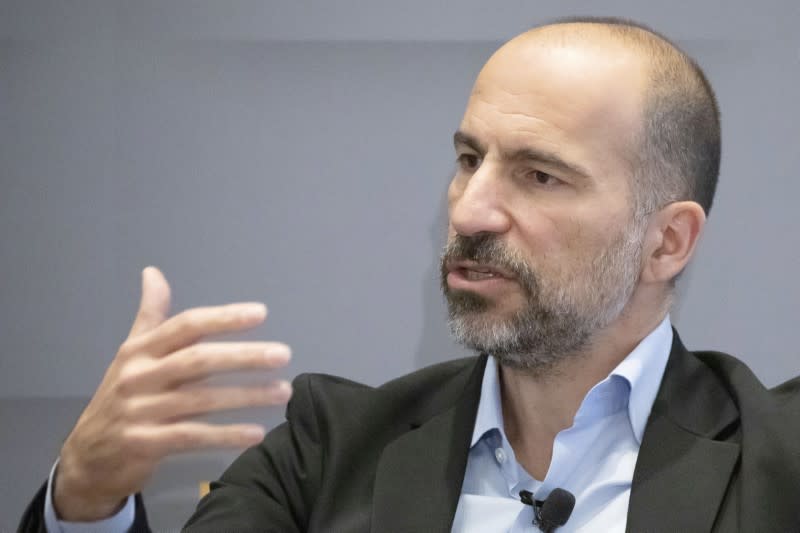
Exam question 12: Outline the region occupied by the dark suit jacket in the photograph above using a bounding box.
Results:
[18,331,800,532]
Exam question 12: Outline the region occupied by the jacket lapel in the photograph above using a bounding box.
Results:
[627,331,740,533]
[371,356,487,533]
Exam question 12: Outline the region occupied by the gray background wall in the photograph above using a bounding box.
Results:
[1,1,798,530]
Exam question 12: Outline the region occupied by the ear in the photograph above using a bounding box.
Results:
[640,201,706,284]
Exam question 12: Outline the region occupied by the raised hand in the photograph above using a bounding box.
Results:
[52,267,292,521]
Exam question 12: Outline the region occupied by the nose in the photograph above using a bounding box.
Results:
[448,163,512,237]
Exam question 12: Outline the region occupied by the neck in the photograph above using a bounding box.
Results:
[499,301,668,480]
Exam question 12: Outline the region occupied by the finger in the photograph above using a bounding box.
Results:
[134,422,269,455]
[113,342,291,394]
[155,342,291,389]
[129,382,293,421]
[128,266,172,338]
[134,302,267,357]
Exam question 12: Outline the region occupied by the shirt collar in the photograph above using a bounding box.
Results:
[471,348,505,447]
[615,316,673,443]
[470,316,673,448]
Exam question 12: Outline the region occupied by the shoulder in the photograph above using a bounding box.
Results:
[264,356,483,494]
[691,350,770,396]
[686,349,800,437]
[295,355,481,392]
[288,355,483,425]
[691,349,800,402]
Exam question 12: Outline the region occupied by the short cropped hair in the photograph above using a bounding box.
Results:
[538,17,721,217]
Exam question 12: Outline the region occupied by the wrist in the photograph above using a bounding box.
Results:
[52,460,127,521]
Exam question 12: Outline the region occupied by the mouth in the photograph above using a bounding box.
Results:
[446,260,515,280]
[445,260,517,293]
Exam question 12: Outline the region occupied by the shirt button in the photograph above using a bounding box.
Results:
[494,448,506,464]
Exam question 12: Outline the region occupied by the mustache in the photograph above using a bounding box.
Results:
[440,233,537,293]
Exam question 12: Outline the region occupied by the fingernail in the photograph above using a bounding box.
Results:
[241,303,267,320]
[278,381,293,397]
[243,426,266,441]
[271,344,292,361]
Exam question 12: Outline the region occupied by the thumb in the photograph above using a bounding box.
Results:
[128,266,172,338]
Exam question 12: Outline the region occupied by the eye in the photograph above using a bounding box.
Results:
[456,153,481,172]
[529,170,561,186]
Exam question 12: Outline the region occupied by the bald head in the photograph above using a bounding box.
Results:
[444,18,715,364]
[481,18,721,217]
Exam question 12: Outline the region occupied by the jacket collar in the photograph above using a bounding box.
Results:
[626,329,740,532]
[371,354,487,532]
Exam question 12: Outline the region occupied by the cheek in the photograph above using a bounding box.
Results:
[513,214,614,280]
[537,198,631,252]
[512,211,564,263]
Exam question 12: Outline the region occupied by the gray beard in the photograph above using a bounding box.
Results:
[441,220,645,375]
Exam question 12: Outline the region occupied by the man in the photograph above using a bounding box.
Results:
[19,17,800,532]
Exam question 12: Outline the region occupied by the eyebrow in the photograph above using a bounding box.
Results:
[453,130,591,180]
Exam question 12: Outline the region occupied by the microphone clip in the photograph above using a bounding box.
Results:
[519,490,547,529]
[519,488,575,533]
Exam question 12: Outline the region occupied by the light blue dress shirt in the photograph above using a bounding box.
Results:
[45,317,672,532]
[452,317,673,532]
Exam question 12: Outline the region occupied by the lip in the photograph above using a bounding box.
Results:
[445,260,515,280]
[445,260,517,294]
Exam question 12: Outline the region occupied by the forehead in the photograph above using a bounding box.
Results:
[461,36,648,181]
